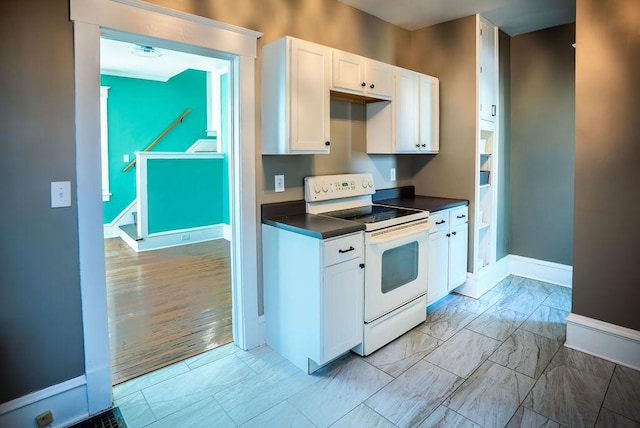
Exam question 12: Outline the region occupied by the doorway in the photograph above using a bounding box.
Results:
[72,0,262,414]
[99,37,235,383]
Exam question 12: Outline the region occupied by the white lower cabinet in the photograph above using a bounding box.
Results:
[262,224,364,373]
[427,206,469,305]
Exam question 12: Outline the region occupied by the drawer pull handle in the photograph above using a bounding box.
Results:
[435,220,446,225]
[359,263,365,269]
[452,231,457,236]
[446,233,451,237]
[339,246,355,254]
[456,214,466,219]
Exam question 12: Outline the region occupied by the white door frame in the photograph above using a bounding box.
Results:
[71,0,263,414]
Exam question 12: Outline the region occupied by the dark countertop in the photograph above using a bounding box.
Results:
[376,196,468,212]
[261,186,467,239]
[262,213,365,239]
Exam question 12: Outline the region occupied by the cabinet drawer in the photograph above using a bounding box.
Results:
[323,233,363,266]
[450,206,469,227]
[429,211,448,234]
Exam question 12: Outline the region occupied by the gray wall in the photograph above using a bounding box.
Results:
[496,30,511,260]
[509,24,576,265]
[408,16,478,271]
[0,0,85,403]
[574,0,640,331]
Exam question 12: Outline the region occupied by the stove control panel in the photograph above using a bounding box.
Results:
[304,173,375,202]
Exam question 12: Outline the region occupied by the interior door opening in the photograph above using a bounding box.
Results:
[99,34,235,385]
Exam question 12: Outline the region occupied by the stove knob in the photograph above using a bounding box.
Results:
[322,184,328,192]
[313,185,321,194]
[362,181,368,188]
[368,180,374,188]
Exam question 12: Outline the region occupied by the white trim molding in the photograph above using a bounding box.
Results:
[566,313,640,371]
[457,255,510,298]
[508,255,572,288]
[120,224,230,252]
[0,376,89,428]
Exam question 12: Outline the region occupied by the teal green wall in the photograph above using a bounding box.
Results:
[220,72,230,224]
[101,69,209,223]
[147,158,226,233]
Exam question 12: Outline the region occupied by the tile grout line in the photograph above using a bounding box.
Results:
[593,363,617,427]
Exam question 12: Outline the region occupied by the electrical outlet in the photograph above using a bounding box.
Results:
[390,167,396,181]
[181,233,191,241]
[275,175,285,192]
[36,410,53,428]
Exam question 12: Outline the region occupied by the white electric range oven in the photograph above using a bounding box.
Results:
[304,173,430,356]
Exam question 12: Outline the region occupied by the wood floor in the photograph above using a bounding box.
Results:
[105,238,233,385]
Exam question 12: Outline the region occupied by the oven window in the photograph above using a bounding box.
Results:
[381,241,419,293]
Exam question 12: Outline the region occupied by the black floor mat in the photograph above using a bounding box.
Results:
[69,407,126,428]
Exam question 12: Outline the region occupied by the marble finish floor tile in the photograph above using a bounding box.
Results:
[541,287,572,312]
[448,290,506,315]
[465,306,528,341]
[548,347,615,380]
[288,354,393,428]
[519,279,558,296]
[366,360,463,428]
[425,329,501,378]
[489,329,561,378]
[417,405,481,428]
[331,404,396,428]
[364,327,441,378]
[446,361,535,428]
[141,354,253,420]
[523,356,611,427]
[114,391,156,428]
[505,406,561,428]
[113,360,190,400]
[420,306,478,341]
[235,344,290,374]
[595,408,640,428]
[492,275,526,296]
[240,401,315,428]
[496,288,549,316]
[146,396,234,428]
[213,357,319,425]
[602,365,640,423]
[520,305,568,342]
[184,343,239,370]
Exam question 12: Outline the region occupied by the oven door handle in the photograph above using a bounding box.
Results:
[367,224,430,245]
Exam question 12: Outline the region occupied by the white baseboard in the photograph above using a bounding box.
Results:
[508,255,572,288]
[103,200,137,239]
[0,376,90,428]
[456,256,510,298]
[566,313,640,371]
[123,224,231,252]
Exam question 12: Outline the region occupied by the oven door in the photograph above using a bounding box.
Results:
[364,220,430,322]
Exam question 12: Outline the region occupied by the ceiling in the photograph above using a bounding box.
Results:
[100,38,228,82]
[338,0,575,35]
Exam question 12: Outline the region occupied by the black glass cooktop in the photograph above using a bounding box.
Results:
[322,204,421,224]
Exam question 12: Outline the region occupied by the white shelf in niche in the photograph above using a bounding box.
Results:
[478,222,490,231]
[479,184,490,189]
[480,152,491,156]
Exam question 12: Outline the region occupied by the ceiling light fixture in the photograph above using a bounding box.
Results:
[128,44,163,58]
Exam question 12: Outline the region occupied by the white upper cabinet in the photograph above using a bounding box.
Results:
[262,37,331,154]
[479,18,497,123]
[394,68,421,152]
[368,67,440,154]
[419,74,440,153]
[331,50,393,100]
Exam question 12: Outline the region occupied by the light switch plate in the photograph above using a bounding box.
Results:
[275,175,285,192]
[123,154,130,163]
[390,167,396,181]
[51,181,71,208]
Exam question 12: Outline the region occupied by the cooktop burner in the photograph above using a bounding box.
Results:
[322,204,423,225]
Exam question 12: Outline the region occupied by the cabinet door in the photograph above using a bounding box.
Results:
[394,68,420,152]
[427,230,449,305]
[331,50,366,95]
[479,19,496,122]
[322,259,363,363]
[365,60,394,100]
[448,222,468,290]
[290,38,331,153]
[419,75,439,153]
